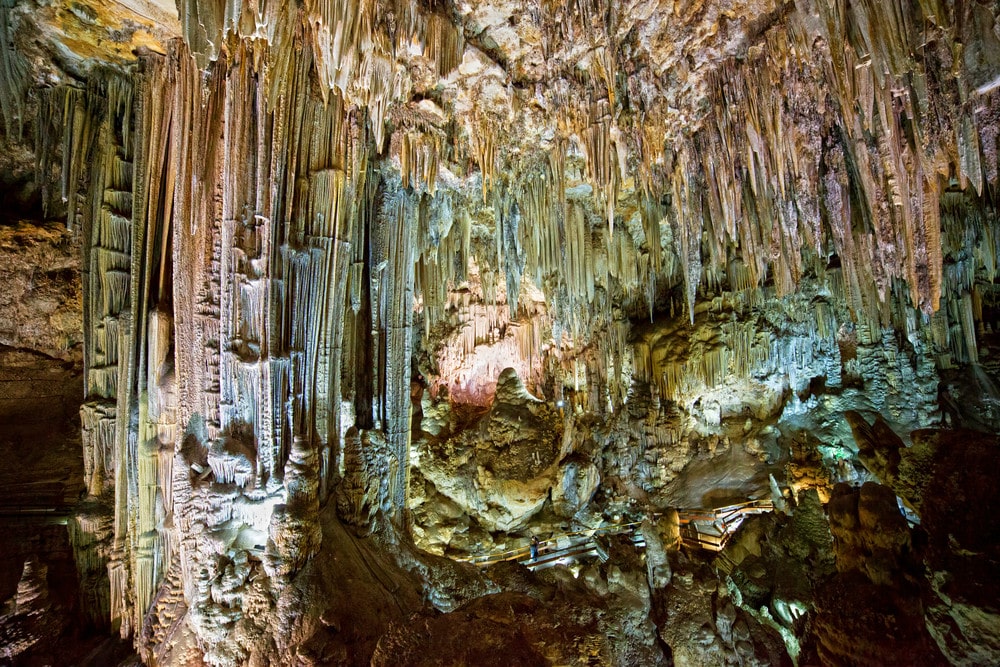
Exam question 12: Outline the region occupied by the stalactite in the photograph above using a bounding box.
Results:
[471,111,499,201]
[108,557,129,637]
[572,99,620,234]
[68,509,114,629]
[136,438,160,616]
[725,321,771,379]
[396,127,443,196]
[80,401,118,497]
[0,0,27,137]
[498,191,525,317]
[669,151,703,325]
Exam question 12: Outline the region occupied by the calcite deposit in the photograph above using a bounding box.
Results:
[0,0,999,665]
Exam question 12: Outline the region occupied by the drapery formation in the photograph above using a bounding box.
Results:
[46,35,421,650]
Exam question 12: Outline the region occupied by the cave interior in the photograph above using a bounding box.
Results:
[1,0,1000,665]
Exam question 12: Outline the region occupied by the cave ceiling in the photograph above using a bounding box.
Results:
[17,0,999,292]
[12,0,998,373]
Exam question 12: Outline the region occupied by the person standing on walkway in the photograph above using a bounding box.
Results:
[530,536,539,561]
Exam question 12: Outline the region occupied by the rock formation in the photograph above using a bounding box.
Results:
[0,0,999,665]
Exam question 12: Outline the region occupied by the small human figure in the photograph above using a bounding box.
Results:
[530,536,539,561]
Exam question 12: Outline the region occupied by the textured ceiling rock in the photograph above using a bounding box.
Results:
[30,0,177,60]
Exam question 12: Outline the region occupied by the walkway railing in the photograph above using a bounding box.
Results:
[460,497,774,568]
[459,521,645,568]
[0,505,72,525]
[677,498,773,552]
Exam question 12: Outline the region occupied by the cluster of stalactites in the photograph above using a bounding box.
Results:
[133,33,369,478]
[540,0,1000,403]
[35,65,169,638]
[658,1,1000,324]
[29,68,138,512]
[175,0,463,151]
[936,189,1000,365]
[25,22,440,644]
[28,74,138,400]
[157,0,1000,409]
[471,1,1000,355]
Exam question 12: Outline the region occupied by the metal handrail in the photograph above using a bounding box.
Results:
[461,498,775,566]
[460,520,645,566]
[0,505,73,526]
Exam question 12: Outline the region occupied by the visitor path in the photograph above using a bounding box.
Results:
[0,505,72,525]
[461,498,774,571]
[677,498,774,552]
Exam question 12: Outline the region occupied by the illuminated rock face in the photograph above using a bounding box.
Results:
[414,367,564,532]
[0,0,999,665]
